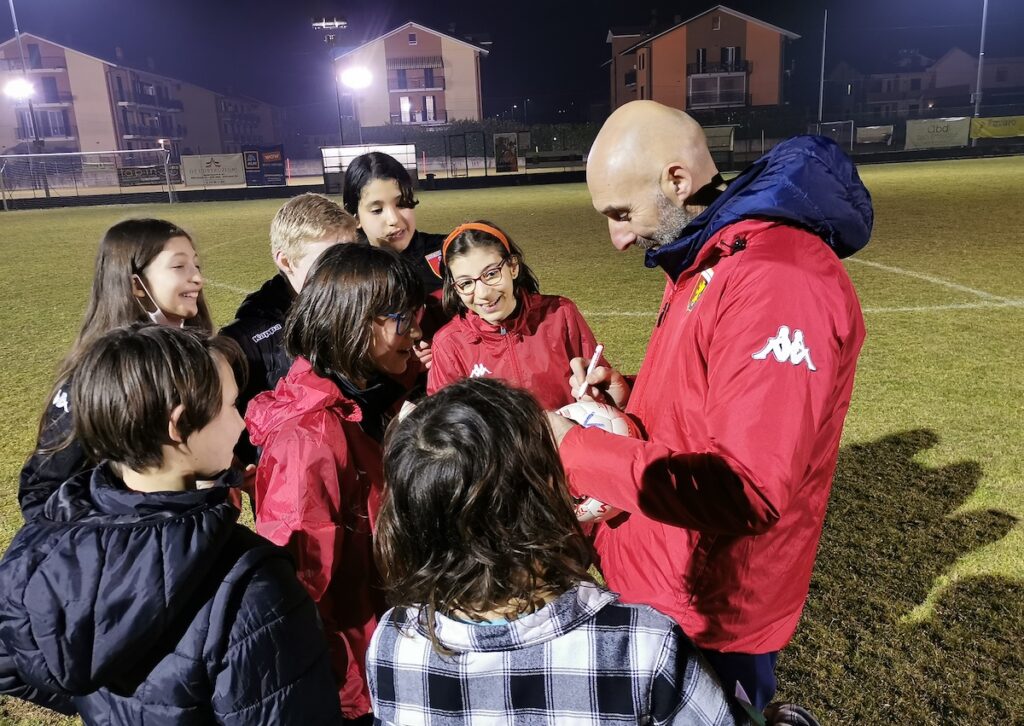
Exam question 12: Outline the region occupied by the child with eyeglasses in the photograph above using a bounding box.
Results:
[245,243,424,724]
[427,220,607,410]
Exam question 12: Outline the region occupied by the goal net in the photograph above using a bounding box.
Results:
[0,148,180,207]
[808,120,855,151]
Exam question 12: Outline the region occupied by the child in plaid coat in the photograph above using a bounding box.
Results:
[368,378,740,725]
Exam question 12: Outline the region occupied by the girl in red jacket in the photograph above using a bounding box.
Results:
[245,243,424,724]
[427,221,606,410]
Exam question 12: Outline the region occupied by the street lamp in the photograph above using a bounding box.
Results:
[339,66,371,145]
[971,0,990,147]
[5,0,50,196]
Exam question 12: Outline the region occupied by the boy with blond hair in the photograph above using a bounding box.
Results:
[222,193,356,462]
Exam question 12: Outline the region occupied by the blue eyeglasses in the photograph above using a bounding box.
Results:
[381,309,419,336]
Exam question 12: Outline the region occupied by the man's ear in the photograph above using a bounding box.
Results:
[167,404,186,445]
[660,162,692,207]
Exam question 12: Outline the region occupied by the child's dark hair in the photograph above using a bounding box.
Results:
[441,220,540,316]
[376,378,594,646]
[72,324,244,472]
[285,243,424,385]
[342,152,419,218]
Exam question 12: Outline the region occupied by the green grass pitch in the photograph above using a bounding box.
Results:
[1,156,1022,723]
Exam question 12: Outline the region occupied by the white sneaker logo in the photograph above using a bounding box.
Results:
[752,325,817,371]
[469,363,492,378]
[53,390,70,413]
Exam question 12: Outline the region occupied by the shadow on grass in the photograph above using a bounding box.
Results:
[777,429,1022,723]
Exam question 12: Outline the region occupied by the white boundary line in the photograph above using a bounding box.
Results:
[862,300,1024,314]
[845,258,1019,303]
[202,234,260,253]
[581,300,1024,318]
[205,279,250,295]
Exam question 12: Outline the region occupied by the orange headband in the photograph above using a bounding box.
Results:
[441,223,511,264]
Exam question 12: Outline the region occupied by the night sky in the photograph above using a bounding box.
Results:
[2,0,1022,131]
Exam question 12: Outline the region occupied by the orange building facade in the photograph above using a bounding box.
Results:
[609,6,799,113]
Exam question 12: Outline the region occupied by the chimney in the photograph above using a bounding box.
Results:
[146,55,155,71]
[115,46,124,62]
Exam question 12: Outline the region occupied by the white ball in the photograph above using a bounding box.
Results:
[555,400,641,438]
[555,400,640,522]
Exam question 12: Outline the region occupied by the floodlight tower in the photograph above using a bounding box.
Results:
[312,15,349,146]
[4,0,49,196]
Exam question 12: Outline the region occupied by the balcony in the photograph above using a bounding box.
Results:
[9,91,73,106]
[17,124,77,140]
[2,56,67,71]
[388,110,448,125]
[388,77,446,92]
[688,73,749,109]
[117,92,184,111]
[687,60,752,76]
[122,124,184,140]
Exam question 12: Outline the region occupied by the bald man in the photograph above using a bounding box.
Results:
[548,101,873,710]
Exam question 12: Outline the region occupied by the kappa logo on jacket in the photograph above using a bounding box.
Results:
[469,363,492,378]
[52,390,70,413]
[751,325,817,371]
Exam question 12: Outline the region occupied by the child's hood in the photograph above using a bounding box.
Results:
[244,357,360,446]
[0,465,240,696]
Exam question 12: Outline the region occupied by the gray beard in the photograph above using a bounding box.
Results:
[636,193,698,251]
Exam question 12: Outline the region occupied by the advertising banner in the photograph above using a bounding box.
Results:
[181,154,246,186]
[243,144,286,186]
[494,133,519,173]
[856,125,894,145]
[904,118,970,150]
[117,164,181,187]
[970,115,1024,139]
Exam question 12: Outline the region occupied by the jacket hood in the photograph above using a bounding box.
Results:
[232,273,294,322]
[648,135,874,280]
[0,465,241,696]
[245,357,361,446]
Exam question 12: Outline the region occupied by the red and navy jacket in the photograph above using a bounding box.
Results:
[558,136,872,654]
[245,357,386,719]
[427,291,606,411]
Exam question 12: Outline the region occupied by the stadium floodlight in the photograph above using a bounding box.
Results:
[313,17,347,30]
[340,66,372,90]
[3,77,34,100]
[339,67,371,145]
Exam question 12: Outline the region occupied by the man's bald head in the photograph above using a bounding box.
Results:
[587,101,720,251]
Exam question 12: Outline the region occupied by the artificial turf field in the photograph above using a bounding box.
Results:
[0,156,1022,724]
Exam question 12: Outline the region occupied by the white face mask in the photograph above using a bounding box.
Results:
[133,274,184,328]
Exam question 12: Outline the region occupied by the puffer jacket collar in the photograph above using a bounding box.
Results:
[648,135,874,281]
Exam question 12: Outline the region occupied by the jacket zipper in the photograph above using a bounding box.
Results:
[500,326,526,387]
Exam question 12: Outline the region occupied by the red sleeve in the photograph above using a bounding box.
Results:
[254,431,349,680]
[560,256,846,536]
[426,329,467,395]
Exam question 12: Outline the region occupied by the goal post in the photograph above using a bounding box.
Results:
[0,148,179,208]
[808,120,855,151]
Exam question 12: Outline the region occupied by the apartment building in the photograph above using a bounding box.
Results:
[608,5,799,113]
[829,47,1024,118]
[0,33,282,158]
[334,22,488,127]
